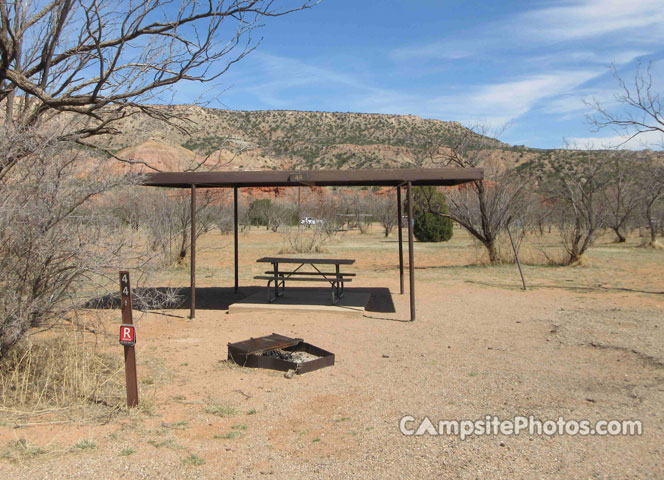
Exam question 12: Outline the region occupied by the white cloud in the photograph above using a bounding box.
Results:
[531,49,650,68]
[543,87,623,115]
[391,42,475,61]
[520,0,664,42]
[229,53,372,108]
[392,0,663,62]
[231,49,605,127]
[568,130,664,149]
[423,70,600,125]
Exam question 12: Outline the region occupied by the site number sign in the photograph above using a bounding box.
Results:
[119,270,139,407]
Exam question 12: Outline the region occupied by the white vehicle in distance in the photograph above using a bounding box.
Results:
[299,216,324,226]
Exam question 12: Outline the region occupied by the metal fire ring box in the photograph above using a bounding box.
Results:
[227,333,334,374]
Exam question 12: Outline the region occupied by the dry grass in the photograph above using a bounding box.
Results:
[640,239,664,249]
[0,330,125,415]
[0,439,47,463]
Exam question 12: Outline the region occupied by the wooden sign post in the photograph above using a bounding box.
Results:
[119,271,139,408]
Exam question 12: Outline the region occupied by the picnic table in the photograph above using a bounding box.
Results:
[255,257,355,304]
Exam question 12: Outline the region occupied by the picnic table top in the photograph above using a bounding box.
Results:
[256,256,355,265]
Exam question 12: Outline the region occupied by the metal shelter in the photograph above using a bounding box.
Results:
[142,167,482,321]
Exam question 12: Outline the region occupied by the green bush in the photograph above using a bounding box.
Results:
[407,186,453,242]
[247,199,271,226]
[414,212,453,242]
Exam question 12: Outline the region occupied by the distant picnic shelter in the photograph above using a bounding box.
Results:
[142,168,483,321]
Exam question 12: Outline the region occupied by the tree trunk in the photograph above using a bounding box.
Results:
[486,241,499,264]
[646,203,656,243]
[612,226,626,243]
[179,230,189,262]
[567,251,582,265]
[567,233,582,265]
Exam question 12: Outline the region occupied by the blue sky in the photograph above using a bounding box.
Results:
[180,0,664,150]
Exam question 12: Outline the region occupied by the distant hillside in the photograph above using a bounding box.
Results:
[87,105,660,172]
[91,106,525,172]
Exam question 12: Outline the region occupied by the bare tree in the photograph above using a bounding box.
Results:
[427,125,533,264]
[0,131,153,356]
[529,149,612,264]
[338,189,373,233]
[373,191,397,237]
[603,152,642,242]
[0,0,318,174]
[635,158,664,245]
[655,199,664,237]
[304,192,343,235]
[0,1,317,356]
[584,62,664,245]
[586,62,664,148]
[214,200,243,235]
[138,189,220,264]
[531,195,555,236]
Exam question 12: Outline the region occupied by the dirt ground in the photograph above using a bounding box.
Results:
[1,227,663,479]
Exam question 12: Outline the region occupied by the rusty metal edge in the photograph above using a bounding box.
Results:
[227,341,334,374]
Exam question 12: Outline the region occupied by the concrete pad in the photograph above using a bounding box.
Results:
[229,287,370,317]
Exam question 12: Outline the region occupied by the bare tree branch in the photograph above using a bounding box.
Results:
[0,0,320,174]
[586,62,664,148]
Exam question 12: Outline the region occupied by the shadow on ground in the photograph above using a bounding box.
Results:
[464,280,664,295]
[86,286,396,313]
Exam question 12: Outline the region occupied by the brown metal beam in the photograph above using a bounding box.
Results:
[190,184,196,320]
[234,186,239,293]
[407,181,415,322]
[142,168,483,189]
[397,186,404,295]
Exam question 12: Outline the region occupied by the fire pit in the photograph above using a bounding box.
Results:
[227,333,334,374]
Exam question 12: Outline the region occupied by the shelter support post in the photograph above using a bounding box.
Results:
[396,186,404,294]
[234,187,239,293]
[407,181,415,322]
[190,184,196,320]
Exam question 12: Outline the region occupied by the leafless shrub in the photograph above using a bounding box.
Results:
[278,226,332,254]
[278,195,342,253]
[137,189,221,264]
[336,189,374,233]
[0,131,152,356]
[316,194,347,234]
[214,204,237,235]
[373,191,398,237]
[267,202,297,233]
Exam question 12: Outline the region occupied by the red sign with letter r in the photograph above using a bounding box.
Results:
[119,324,136,346]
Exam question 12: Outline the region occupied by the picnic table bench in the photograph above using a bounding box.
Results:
[255,257,355,304]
